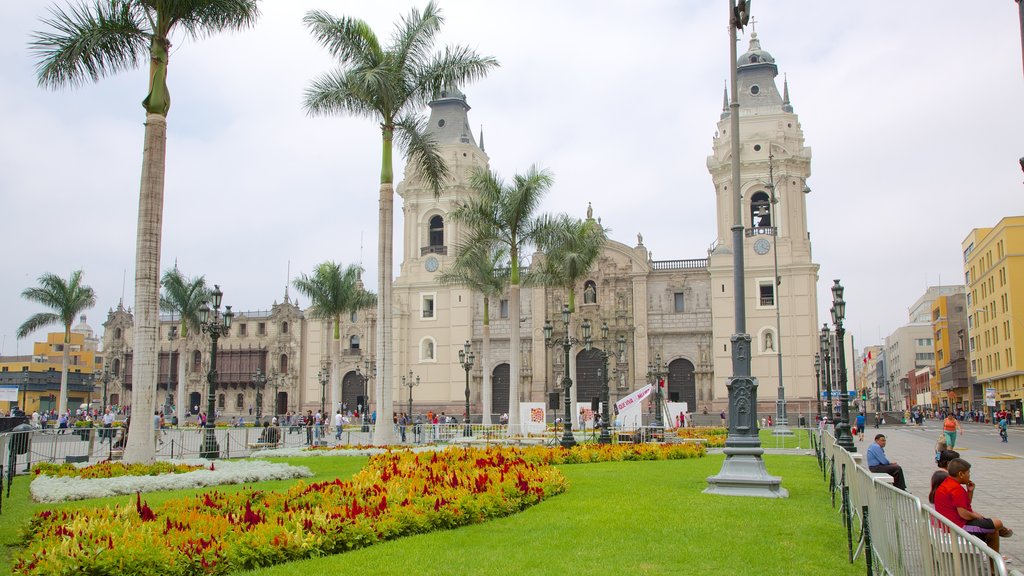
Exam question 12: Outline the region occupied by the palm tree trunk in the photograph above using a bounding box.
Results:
[125,113,167,464]
[508,283,521,434]
[59,328,70,417]
[481,301,492,425]
[176,336,186,427]
[373,181,395,445]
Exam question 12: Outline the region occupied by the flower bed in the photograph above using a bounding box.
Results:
[676,426,727,447]
[517,442,706,464]
[34,461,203,479]
[15,447,567,575]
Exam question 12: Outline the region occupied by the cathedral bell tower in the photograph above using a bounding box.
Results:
[392,87,489,416]
[707,33,820,414]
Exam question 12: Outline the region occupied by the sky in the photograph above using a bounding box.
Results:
[2,1,1022,355]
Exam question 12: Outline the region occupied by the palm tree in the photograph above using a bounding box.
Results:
[159,267,209,429]
[451,165,556,434]
[438,242,509,425]
[30,0,260,463]
[303,2,497,444]
[293,262,377,414]
[535,215,609,312]
[17,270,97,417]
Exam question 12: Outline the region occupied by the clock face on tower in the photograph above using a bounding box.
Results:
[424,256,439,272]
[753,238,772,255]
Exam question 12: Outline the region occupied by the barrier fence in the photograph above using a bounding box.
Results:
[815,428,1024,576]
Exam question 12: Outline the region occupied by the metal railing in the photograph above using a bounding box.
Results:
[816,428,1023,575]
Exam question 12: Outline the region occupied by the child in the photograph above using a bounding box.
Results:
[935,438,948,464]
[999,418,1008,443]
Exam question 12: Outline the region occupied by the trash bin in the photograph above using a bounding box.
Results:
[10,424,32,455]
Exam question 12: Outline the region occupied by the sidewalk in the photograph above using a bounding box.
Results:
[855,421,1024,564]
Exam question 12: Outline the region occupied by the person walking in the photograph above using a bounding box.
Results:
[866,434,907,491]
[855,412,866,441]
[942,413,963,449]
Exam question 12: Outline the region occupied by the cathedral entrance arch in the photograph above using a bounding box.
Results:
[189,392,201,414]
[667,359,696,409]
[492,363,510,417]
[575,348,604,409]
[342,371,362,413]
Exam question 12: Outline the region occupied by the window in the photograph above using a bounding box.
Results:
[351,311,358,323]
[192,350,202,372]
[499,299,509,319]
[349,335,360,350]
[238,323,247,336]
[218,394,225,410]
[937,349,944,362]
[113,358,121,377]
[281,321,289,334]
[258,322,266,336]
[420,337,436,362]
[236,394,244,409]
[429,215,444,247]
[114,328,122,340]
[422,294,435,319]
[750,191,771,228]
[279,354,288,374]
[674,293,685,313]
[758,280,775,307]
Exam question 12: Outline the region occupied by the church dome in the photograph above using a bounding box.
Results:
[737,33,776,69]
[72,314,94,337]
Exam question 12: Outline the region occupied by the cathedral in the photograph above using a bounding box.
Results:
[101,33,820,427]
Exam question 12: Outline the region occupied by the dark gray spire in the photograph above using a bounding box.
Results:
[782,74,793,113]
[721,83,730,120]
[425,87,478,148]
[479,124,485,152]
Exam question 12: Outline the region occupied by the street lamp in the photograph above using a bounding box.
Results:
[317,364,329,416]
[252,368,266,423]
[100,367,112,416]
[831,280,856,452]
[647,353,669,430]
[198,285,233,459]
[401,370,419,419]
[813,352,821,422]
[543,304,590,449]
[583,321,625,444]
[820,324,833,422]
[268,369,280,420]
[355,357,374,432]
[458,341,475,437]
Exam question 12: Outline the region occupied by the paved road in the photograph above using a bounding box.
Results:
[853,420,1024,564]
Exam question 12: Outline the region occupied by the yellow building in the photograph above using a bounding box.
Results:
[0,315,102,414]
[931,293,971,411]
[962,216,1024,414]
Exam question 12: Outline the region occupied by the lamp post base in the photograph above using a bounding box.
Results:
[200,427,220,459]
[560,424,576,448]
[598,425,611,444]
[704,447,789,498]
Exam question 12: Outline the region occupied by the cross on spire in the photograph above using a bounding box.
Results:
[749,17,757,34]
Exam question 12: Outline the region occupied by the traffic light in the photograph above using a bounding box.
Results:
[861,389,867,402]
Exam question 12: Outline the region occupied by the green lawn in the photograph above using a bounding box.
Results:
[2,453,862,575]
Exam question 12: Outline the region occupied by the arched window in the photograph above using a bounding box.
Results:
[429,215,444,247]
[350,311,357,323]
[281,321,289,334]
[192,350,202,372]
[112,358,121,377]
[420,337,436,361]
[114,328,122,340]
[750,191,771,228]
[349,335,360,350]
[279,354,289,374]
[583,280,597,304]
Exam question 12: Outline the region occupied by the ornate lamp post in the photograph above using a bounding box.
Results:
[646,353,669,429]
[583,321,626,444]
[831,280,856,452]
[100,367,112,415]
[820,324,833,422]
[458,341,475,437]
[317,365,329,416]
[198,285,232,459]
[252,368,266,423]
[401,370,419,419]
[355,357,374,432]
[543,304,590,449]
[813,353,821,422]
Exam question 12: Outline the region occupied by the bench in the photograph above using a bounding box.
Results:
[246,442,279,450]
[108,450,123,461]
[65,455,89,464]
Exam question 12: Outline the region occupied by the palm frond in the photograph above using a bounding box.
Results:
[18,270,96,339]
[17,313,61,339]
[303,9,381,66]
[413,46,499,104]
[303,68,380,119]
[293,262,375,338]
[31,0,149,89]
[391,0,442,76]
[395,113,449,196]
[160,267,209,338]
[174,0,260,40]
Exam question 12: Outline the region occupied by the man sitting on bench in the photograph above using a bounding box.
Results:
[257,421,280,446]
[866,434,907,491]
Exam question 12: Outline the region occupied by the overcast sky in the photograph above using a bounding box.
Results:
[2,1,1021,356]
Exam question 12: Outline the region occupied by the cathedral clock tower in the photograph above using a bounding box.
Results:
[707,33,821,415]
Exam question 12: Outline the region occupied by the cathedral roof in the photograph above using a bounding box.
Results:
[737,33,777,71]
[425,87,478,148]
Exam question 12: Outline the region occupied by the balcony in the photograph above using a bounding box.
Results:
[420,245,447,256]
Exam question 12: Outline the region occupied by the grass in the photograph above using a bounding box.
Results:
[758,427,814,449]
[2,452,862,575]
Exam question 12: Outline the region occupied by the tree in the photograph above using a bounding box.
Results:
[534,215,609,312]
[159,267,209,428]
[451,165,556,433]
[31,0,260,463]
[17,270,97,416]
[303,2,497,444]
[293,262,377,414]
[438,242,509,425]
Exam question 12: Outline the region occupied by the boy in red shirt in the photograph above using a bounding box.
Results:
[933,458,1013,553]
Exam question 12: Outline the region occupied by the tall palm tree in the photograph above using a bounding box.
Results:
[293,262,377,414]
[159,267,209,429]
[535,215,609,312]
[438,242,509,425]
[30,0,260,463]
[303,2,497,444]
[451,165,556,434]
[17,270,97,417]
